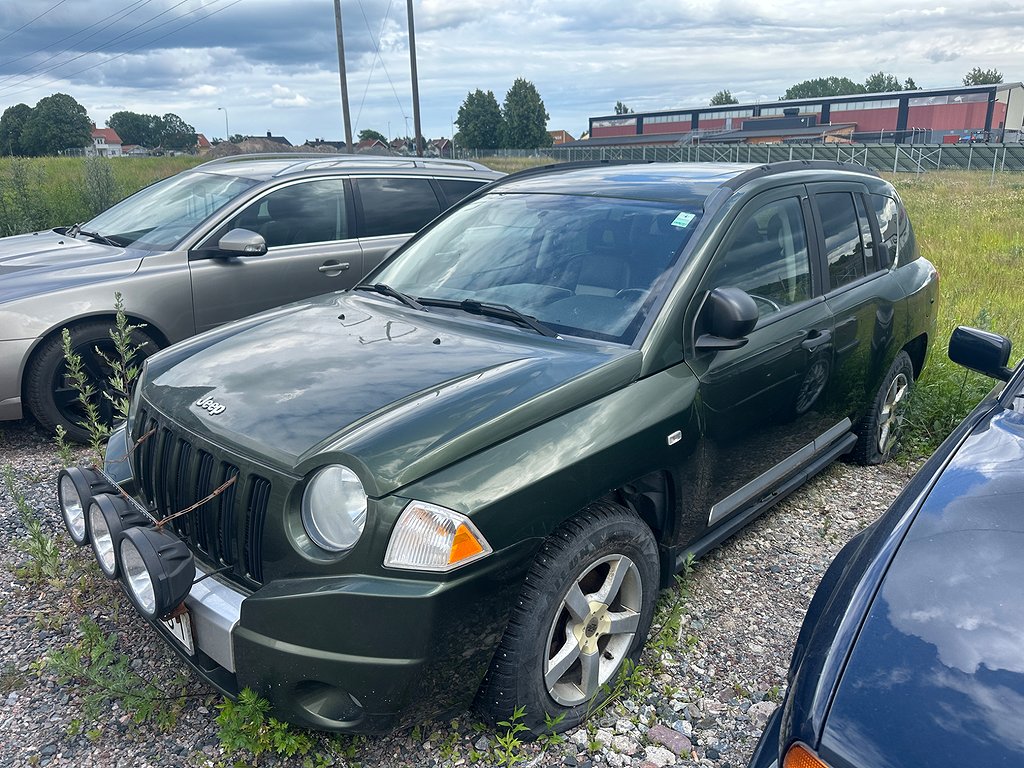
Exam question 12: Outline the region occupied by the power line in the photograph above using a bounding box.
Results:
[0,0,154,74]
[0,0,72,46]
[0,0,197,93]
[0,0,244,100]
[353,0,409,135]
[0,0,155,79]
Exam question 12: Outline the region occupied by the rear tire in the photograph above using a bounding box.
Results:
[852,350,913,465]
[25,320,158,443]
[475,501,659,735]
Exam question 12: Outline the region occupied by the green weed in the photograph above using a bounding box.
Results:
[492,704,530,766]
[215,687,319,761]
[3,464,63,586]
[45,617,188,730]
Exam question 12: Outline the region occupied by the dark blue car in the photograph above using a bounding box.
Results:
[749,326,1024,768]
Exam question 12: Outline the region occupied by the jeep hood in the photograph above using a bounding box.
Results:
[0,230,141,302]
[140,293,642,495]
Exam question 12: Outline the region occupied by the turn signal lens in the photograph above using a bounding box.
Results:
[384,501,491,572]
[784,743,832,768]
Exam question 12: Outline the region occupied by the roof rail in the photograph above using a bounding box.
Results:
[196,152,492,175]
[492,158,645,185]
[723,159,879,190]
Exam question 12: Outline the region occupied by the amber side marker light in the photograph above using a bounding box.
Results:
[449,523,485,565]
[784,743,832,768]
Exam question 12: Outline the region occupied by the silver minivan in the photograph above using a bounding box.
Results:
[0,154,501,440]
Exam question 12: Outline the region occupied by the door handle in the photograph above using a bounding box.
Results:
[319,261,350,273]
[801,329,832,351]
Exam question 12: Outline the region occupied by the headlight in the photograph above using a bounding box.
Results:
[119,526,195,621]
[384,501,492,572]
[56,467,115,546]
[88,493,152,579]
[301,466,367,552]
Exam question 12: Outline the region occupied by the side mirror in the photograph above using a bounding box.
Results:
[217,228,267,256]
[948,326,1013,381]
[695,286,759,351]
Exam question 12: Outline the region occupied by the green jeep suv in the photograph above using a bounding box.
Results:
[58,160,938,734]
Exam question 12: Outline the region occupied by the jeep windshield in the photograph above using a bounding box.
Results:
[371,192,701,344]
[78,171,259,250]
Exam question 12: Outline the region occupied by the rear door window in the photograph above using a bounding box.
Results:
[436,178,489,207]
[816,191,868,290]
[355,177,442,237]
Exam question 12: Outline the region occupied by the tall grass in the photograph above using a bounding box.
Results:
[0,156,201,236]
[892,171,1024,453]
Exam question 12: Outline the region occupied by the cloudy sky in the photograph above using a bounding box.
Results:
[1,0,1021,145]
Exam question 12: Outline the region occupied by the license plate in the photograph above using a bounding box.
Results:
[161,609,195,655]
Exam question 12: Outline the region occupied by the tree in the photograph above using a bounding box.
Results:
[903,77,919,90]
[709,89,738,106]
[108,111,163,147]
[358,128,388,144]
[501,78,551,149]
[614,100,634,115]
[783,77,866,100]
[19,93,92,156]
[864,72,902,93]
[963,67,1003,85]
[0,103,32,155]
[157,113,196,151]
[455,89,503,149]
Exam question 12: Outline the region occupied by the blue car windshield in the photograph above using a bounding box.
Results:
[83,171,259,250]
[372,192,702,344]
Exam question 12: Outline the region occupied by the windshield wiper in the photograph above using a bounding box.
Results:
[353,283,424,311]
[418,297,559,338]
[68,222,120,247]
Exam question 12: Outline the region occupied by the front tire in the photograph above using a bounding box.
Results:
[852,350,914,465]
[475,501,659,734]
[25,320,157,443]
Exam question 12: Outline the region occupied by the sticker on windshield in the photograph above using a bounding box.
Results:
[670,212,696,228]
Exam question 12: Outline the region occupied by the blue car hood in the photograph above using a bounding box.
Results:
[0,230,140,302]
[139,293,641,495]
[821,402,1024,767]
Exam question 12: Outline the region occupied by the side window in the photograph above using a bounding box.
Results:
[854,195,879,274]
[817,192,867,290]
[706,196,812,318]
[356,177,442,237]
[212,179,349,249]
[871,193,899,268]
[435,178,487,207]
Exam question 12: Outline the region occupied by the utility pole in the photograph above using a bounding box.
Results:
[334,0,354,152]
[407,0,423,156]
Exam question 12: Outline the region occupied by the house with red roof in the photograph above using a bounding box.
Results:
[86,124,123,158]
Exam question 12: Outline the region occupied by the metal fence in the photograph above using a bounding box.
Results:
[461,142,1024,173]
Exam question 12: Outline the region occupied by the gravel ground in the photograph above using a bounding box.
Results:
[0,418,919,768]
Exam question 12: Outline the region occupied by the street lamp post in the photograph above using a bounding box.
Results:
[217,107,230,140]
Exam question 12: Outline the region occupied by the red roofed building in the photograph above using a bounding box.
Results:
[87,124,123,158]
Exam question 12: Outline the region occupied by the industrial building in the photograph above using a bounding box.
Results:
[587,82,1023,145]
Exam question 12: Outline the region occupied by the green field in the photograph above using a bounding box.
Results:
[0,156,202,237]
[2,155,1020,454]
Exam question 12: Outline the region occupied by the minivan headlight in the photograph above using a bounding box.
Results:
[301,466,367,552]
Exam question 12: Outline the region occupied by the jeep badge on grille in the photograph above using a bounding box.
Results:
[194,396,226,415]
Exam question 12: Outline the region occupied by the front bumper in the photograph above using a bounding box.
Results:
[151,541,533,732]
[0,337,34,420]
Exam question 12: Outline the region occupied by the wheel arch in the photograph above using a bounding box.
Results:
[902,332,928,380]
[21,312,170,402]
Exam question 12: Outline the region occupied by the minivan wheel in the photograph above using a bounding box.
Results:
[852,350,914,465]
[25,320,158,443]
[475,501,659,735]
